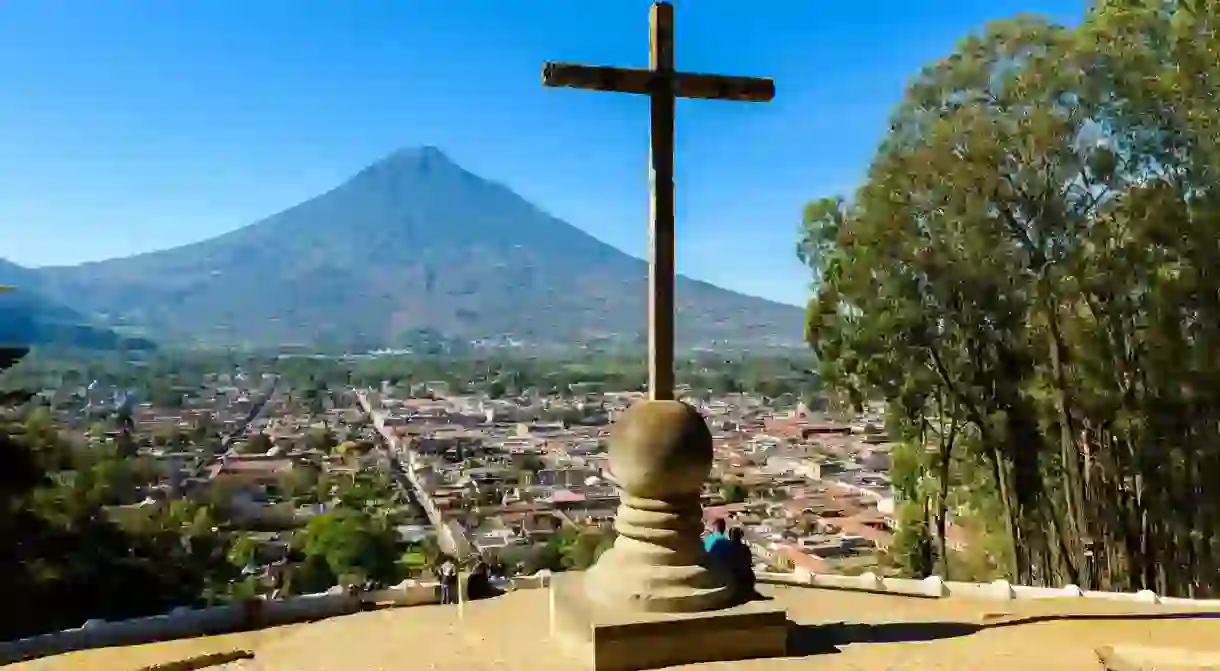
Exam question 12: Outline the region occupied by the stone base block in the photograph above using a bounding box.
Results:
[549,571,788,671]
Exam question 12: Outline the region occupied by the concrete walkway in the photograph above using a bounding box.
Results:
[17,585,1220,671]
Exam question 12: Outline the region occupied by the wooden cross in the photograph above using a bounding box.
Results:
[542,2,774,401]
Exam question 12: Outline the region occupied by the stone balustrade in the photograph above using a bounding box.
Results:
[753,570,1220,607]
[514,568,1220,608]
[0,582,441,665]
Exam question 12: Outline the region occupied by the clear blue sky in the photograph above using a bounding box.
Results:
[0,0,1086,306]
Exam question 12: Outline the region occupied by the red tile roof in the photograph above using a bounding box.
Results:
[775,543,830,573]
[549,489,586,504]
[835,517,894,548]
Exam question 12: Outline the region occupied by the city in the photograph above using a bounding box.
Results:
[6,353,899,602]
[4,349,1217,671]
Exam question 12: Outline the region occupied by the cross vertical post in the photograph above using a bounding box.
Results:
[542,5,784,647]
[542,1,774,402]
[648,2,676,401]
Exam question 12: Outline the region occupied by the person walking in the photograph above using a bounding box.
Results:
[466,560,502,601]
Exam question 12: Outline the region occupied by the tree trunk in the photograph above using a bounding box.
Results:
[934,402,957,579]
[1043,296,1086,584]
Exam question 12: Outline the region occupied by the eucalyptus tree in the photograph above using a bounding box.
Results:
[800,1,1220,595]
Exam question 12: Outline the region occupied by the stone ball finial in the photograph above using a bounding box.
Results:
[608,400,713,500]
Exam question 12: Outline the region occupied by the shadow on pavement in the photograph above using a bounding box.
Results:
[785,610,1220,656]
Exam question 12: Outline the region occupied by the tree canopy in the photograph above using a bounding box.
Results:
[800,0,1220,596]
[0,345,422,637]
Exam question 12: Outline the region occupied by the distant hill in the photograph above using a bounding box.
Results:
[25,147,804,350]
[0,265,156,353]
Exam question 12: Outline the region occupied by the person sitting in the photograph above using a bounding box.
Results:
[465,561,502,601]
[704,517,732,561]
[727,527,757,600]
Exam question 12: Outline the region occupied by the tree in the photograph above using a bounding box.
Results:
[547,526,616,572]
[281,464,321,501]
[282,554,337,596]
[416,535,442,570]
[498,541,564,575]
[799,3,1220,596]
[245,432,274,454]
[0,386,239,637]
[152,424,187,448]
[719,483,748,504]
[294,509,401,588]
[486,379,506,399]
[884,442,935,577]
[517,454,545,474]
[192,416,216,443]
[228,534,261,569]
[305,427,337,453]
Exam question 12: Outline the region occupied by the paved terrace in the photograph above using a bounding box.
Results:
[20,580,1220,671]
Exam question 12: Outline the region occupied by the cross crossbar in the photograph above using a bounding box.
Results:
[541,2,773,401]
[542,63,775,103]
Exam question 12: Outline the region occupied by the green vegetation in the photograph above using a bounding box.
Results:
[318,352,817,401]
[802,0,1220,597]
[1,350,819,406]
[493,525,616,575]
[0,347,811,640]
[719,482,750,504]
[0,370,233,638]
[0,348,434,640]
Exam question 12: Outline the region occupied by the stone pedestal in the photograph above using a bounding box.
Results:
[550,571,788,671]
[548,400,789,669]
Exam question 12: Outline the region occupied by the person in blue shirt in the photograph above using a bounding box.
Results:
[704,519,756,601]
[704,518,732,563]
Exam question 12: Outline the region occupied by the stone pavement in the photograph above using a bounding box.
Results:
[18,584,1220,671]
[9,625,298,671]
